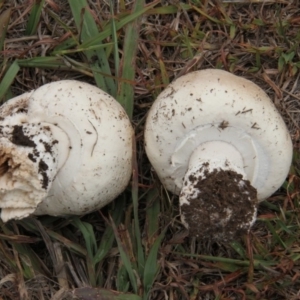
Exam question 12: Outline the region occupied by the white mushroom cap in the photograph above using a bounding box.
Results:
[0,80,133,221]
[145,69,293,240]
[145,69,292,199]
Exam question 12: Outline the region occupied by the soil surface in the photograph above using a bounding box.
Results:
[180,168,258,242]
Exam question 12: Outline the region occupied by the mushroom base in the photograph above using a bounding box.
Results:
[180,168,258,242]
[0,123,64,222]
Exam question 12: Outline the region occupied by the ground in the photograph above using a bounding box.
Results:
[0,0,300,299]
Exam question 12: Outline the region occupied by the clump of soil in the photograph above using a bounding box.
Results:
[10,124,51,189]
[38,160,49,189]
[11,125,36,147]
[180,168,258,242]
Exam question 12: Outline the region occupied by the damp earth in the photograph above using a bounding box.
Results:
[10,124,51,189]
[180,168,258,242]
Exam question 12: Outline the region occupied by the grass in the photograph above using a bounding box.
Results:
[0,0,300,299]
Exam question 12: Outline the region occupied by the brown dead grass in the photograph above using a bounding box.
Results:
[1,1,300,300]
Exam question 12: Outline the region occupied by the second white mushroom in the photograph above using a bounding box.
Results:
[145,69,293,241]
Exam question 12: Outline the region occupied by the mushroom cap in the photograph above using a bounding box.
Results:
[144,69,293,200]
[0,80,133,219]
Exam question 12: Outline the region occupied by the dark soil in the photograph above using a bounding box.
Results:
[38,160,49,189]
[11,125,35,147]
[180,168,258,242]
[10,124,50,190]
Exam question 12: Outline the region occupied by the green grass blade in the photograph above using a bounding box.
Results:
[172,251,277,268]
[46,228,88,256]
[116,264,130,292]
[0,87,13,103]
[81,1,159,50]
[71,218,97,260]
[230,241,247,259]
[143,230,166,298]
[93,224,115,265]
[109,215,138,294]
[146,3,191,15]
[131,137,145,276]
[0,60,19,102]
[0,8,11,52]
[71,217,97,286]
[265,220,287,249]
[68,0,115,95]
[53,43,114,55]
[18,56,68,68]
[116,0,145,118]
[93,198,126,265]
[52,1,159,60]
[25,0,46,35]
[18,56,94,77]
[110,1,120,77]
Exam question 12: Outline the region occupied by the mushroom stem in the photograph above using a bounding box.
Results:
[180,141,258,241]
[187,141,246,179]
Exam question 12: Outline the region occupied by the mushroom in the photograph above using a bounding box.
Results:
[144,69,293,241]
[0,80,133,222]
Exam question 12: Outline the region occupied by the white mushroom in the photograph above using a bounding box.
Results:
[145,69,293,241]
[0,80,133,222]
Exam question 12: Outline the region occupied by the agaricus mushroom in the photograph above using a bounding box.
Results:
[0,80,133,222]
[145,69,292,241]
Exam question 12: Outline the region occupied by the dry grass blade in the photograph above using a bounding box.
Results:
[0,8,11,51]
[145,189,160,246]
[222,0,289,2]
[19,218,88,256]
[33,220,69,289]
[171,251,277,268]
[0,233,40,243]
[0,222,50,280]
[73,286,142,300]
[1,1,300,299]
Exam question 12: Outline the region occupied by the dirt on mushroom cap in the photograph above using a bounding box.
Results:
[180,168,258,242]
